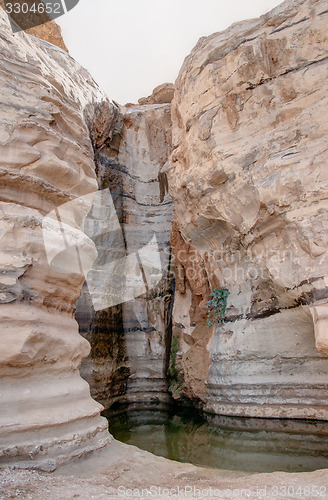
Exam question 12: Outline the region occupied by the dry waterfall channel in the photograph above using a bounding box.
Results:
[1,0,328,496]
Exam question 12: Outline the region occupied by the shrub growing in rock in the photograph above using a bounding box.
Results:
[206,287,230,327]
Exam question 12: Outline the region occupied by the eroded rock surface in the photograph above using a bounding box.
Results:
[168,0,328,418]
[1,0,328,478]
[137,83,175,106]
[0,9,115,468]
[78,103,174,410]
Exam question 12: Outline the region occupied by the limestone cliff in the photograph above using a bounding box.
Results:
[1,0,328,475]
[0,9,114,469]
[168,0,328,418]
[77,103,174,410]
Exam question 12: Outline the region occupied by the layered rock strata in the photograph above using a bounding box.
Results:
[0,9,115,469]
[1,0,328,478]
[168,0,328,418]
[78,103,174,410]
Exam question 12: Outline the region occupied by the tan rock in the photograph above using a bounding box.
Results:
[138,83,175,105]
[78,103,174,409]
[0,9,116,469]
[24,20,68,52]
[168,0,328,418]
[310,300,328,356]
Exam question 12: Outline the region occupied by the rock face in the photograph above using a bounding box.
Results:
[24,19,68,52]
[0,9,114,469]
[0,0,68,51]
[1,0,328,475]
[168,0,328,418]
[77,103,174,410]
[137,83,175,106]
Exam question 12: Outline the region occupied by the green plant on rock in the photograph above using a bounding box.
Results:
[206,287,230,327]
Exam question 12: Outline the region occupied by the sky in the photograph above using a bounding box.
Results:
[57,0,284,105]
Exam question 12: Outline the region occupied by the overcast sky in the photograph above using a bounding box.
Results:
[57,0,283,104]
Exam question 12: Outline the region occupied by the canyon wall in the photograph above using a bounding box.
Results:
[168,0,328,418]
[0,9,115,469]
[1,0,328,474]
[77,102,174,411]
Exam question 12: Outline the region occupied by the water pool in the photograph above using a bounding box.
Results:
[104,406,328,473]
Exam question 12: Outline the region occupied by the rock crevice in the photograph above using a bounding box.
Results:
[77,103,174,411]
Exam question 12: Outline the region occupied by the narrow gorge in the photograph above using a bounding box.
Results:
[1,0,328,492]
[76,99,174,412]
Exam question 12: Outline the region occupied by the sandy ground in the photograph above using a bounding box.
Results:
[1,440,328,499]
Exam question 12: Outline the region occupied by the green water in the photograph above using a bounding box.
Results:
[104,406,328,473]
